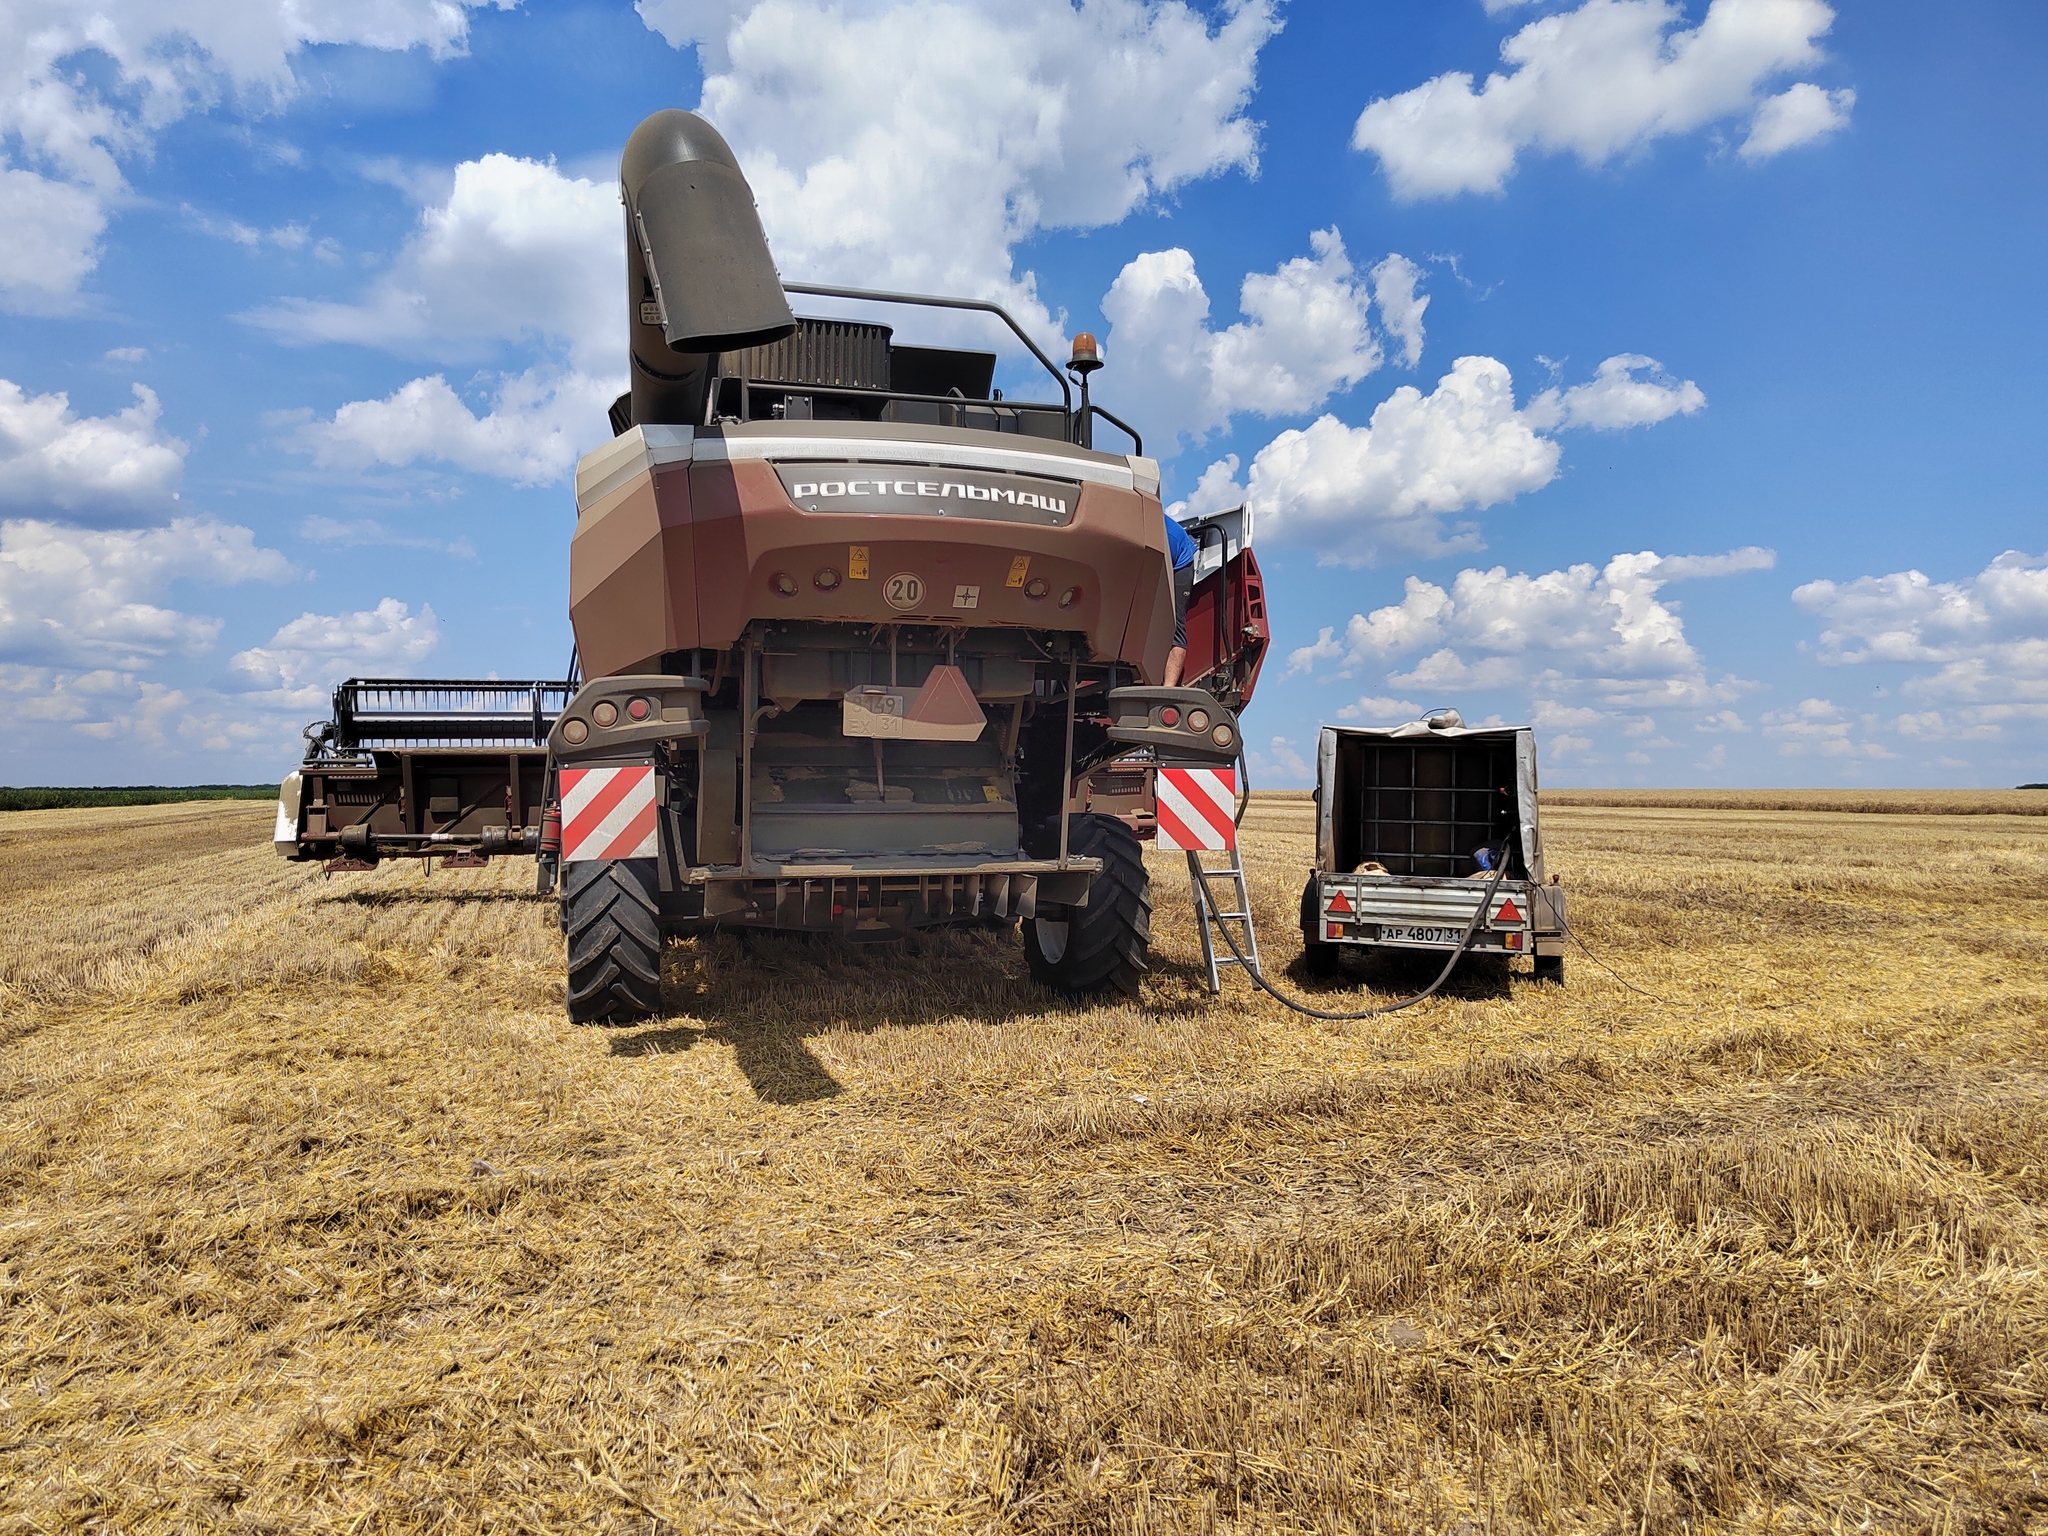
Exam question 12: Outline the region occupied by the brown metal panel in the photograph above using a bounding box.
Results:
[689,459,749,649]
[685,454,1168,670]
[698,711,740,865]
[653,461,697,653]
[569,471,672,678]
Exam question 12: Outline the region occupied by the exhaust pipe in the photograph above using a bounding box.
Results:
[623,110,796,428]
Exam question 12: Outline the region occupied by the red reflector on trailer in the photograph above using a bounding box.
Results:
[1495,898,1522,924]
[1327,888,1353,915]
[1326,923,1343,940]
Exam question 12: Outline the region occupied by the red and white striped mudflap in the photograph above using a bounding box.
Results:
[1155,766,1237,852]
[559,764,659,862]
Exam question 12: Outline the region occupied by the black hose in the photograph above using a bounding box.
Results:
[1188,856,1510,1021]
[1529,883,1671,1003]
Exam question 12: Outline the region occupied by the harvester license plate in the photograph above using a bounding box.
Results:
[1381,925,1463,945]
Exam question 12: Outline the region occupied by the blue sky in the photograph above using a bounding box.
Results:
[2,0,2043,787]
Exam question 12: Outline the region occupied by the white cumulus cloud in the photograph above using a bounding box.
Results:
[1241,358,1559,563]
[0,0,514,311]
[1100,230,1384,456]
[1352,0,1849,200]
[1741,81,1855,161]
[1289,547,1773,713]
[248,153,621,373]
[1760,697,1895,758]
[639,0,1279,345]
[1187,352,1705,564]
[1793,550,2048,719]
[0,515,294,667]
[229,598,443,695]
[0,380,187,518]
[1369,254,1430,369]
[1521,353,1707,431]
[283,368,620,487]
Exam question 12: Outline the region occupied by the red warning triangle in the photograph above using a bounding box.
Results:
[906,664,985,728]
[1495,898,1522,924]
[1327,888,1353,915]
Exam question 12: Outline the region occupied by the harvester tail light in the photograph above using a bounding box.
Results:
[592,700,619,727]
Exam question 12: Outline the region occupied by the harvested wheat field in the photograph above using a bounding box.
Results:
[2,795,2045,1533]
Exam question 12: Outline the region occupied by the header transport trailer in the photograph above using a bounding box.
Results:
[1299,715,1567,983]
[275,108,1266,1023]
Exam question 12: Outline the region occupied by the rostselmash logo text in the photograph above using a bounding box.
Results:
[788,477,1068,515]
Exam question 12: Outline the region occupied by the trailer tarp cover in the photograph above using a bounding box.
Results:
[1315,723,1545,885]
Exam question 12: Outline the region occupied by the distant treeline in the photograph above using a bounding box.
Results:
[1541,788,2048,816]
[0,785,276,812]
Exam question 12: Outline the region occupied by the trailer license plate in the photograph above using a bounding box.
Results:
[1382,924,1464,945]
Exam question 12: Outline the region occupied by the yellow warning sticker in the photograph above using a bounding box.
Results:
[1005,555,1031,587]
[982,784,1005,802]
[848,545,870,580]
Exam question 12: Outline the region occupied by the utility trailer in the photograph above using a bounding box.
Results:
[1299,717,1565,982]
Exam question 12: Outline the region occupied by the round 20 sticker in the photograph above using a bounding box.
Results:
[883,572,925,611]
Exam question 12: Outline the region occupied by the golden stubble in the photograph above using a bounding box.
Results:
[0,796,2042,1533]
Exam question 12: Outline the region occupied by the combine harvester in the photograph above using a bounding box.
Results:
[275,109,1267,1022]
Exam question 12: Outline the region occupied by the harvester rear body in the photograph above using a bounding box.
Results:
[275,108,1267,1021]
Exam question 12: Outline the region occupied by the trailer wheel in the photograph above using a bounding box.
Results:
[562,857,664,1024]
[1023,814,1151,998]
[1299,874,1341,977]
[1533,953,1565,985]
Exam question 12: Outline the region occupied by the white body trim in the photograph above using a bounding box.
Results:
[575,422,1143,518]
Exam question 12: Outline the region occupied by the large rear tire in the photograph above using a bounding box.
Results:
[563,858,663,1024]
[1024,814,1151,998]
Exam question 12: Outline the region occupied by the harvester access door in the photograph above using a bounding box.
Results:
[1178,504,1268,711]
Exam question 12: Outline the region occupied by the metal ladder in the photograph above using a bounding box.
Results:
[1185,847,1261,994]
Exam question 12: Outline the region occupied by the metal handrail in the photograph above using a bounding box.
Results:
[326,678,574,750]
[741,377,1067,428]
[1081,402,1142,457]
[782,281,1073,419]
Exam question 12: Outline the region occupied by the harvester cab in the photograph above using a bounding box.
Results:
[276,108,1267,1024]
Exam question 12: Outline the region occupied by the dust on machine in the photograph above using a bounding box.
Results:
[272,109,1271,1022]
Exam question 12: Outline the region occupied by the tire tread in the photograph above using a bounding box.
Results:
[562,858,664,1023]
[1025,814,1152,998]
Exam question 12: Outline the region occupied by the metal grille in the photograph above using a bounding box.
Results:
[733,318,893,389]
[330,679,572,749]
[1342,740,1517,878]
[1092,773,1149,797]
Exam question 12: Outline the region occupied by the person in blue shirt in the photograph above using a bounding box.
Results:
[1163,509,1197,687]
